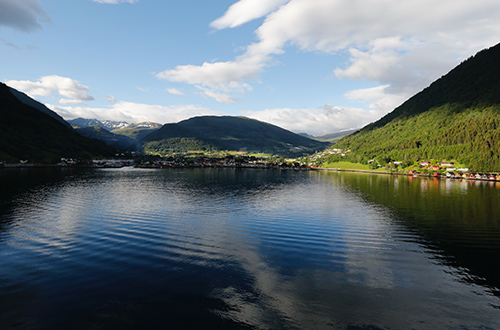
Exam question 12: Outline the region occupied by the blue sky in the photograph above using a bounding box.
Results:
[2,0,500,135]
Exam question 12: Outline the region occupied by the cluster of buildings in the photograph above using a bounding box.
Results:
[137,156,306,170]
[417,161,469,173]
[307,148,351,164]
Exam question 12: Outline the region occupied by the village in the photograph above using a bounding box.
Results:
[303,147,500,181]
[2,150,500,181]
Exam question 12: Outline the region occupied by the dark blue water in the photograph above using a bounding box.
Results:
[0,167,499,329]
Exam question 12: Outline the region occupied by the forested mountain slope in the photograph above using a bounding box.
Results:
[335,43,500,171]
[142,116,329,156]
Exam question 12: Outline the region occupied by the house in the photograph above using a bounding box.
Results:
[439,162,455,167]
[419,161,430,166]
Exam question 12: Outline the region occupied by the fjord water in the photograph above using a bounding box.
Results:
[1,168,499,329]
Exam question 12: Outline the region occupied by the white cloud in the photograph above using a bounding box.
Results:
[48,101,222,125]
[107,95,117,103]
[158,0,500,113]
[0,0,50,32]
[244,104,385,135]
[196,86,236,104]
[93,0,138,4]
[157,55,263,103]
[345,85,408,113]
[210,0,290,30]
[6,76,94,105]
[59,98,84,105]
[166,88,185,96]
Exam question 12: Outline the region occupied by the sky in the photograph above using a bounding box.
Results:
[1,0,500,135]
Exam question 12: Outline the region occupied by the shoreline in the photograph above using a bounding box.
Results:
[313,167,500,182]
[3,163,499,182]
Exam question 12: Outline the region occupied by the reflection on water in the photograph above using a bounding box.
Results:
[328,172,500,298]
[0,168,499,329]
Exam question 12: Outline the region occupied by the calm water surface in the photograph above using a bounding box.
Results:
[0,167,499,329]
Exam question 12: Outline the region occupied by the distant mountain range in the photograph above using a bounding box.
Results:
[0,83,116,162]
[335,42,500,171]
[68,118,160,131]
[69,118,162,151]
[74,126,139,151]
[0,85,329,161]
[313,129,359,143]
[142,116,329,156]
[6,42,500,166]
[69,116,329,156]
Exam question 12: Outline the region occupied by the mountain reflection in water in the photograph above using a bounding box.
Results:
[332,172,500,299]
[0,167,499,330]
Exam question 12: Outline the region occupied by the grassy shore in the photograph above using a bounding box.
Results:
[319,161,406,174]
[322,161,370,170]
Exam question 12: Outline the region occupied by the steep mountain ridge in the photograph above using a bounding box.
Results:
[0,83,116,162]
[8,87,72,128]
[335,42,500,171]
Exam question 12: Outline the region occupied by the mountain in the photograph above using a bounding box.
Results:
[68,118,130,131]
[0,83,117,162]
[75,126,139,151]
[334,42,500,171]
[69,118,161,151]
[111,122,161,141]
[8,87,72,129]
[101,120,130,130]
[142,116,329,156]
[68,118,107,129]
[314,129,359,143]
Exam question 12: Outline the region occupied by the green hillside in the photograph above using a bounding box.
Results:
[112,123,161,141]
[142,116,329,157]
[0,83,117,163]
[334,43,500,172]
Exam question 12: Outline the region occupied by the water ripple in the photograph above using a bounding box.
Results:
[1,168,500,329]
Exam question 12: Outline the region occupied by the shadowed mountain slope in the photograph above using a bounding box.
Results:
[0,83,116,162]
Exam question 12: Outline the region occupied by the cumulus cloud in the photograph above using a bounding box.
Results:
[345,85,409,114]
[48,101,221,125]
[243,104,385,135]
[93,0,138,4]
[157,55,265,103]
[0,0,50,32]
[6,76,94,104]
[158,0,500,112]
